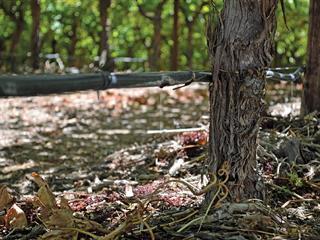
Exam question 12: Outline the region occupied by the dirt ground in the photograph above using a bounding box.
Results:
[0,83,319,239]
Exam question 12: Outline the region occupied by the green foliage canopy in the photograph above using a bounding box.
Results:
[0,0,309,72]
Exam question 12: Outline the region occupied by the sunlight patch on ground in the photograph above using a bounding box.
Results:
[268,97,301,117]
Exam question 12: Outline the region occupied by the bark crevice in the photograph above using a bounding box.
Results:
[205,0,278,204]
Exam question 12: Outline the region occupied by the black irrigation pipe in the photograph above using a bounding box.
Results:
[0,67,305,97]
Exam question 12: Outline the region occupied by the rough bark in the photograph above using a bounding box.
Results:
[205,0,278,204]
[170,0,179,71]
[30,0,41,70]
[302,0,320,115]
[99,0,114,71]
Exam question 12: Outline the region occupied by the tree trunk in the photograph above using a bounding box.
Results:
[186,23,194,69]
[302,0,320,115]
[30,0,41,70]
[51,39,57,54]
[67,16,78,66]
[170,0,179,71]
[99,0,114,71]
[0,38,5,68]
[205,0,278,204]
[0,2,25,72]
[150,14,162,71]
[9,23,24,72]
[180,2,209,69]
[136,0,168,71]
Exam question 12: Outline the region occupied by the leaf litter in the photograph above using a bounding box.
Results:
[0,83,319,239]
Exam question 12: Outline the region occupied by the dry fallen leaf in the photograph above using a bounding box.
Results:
[31,172,105,239]
[4,203,28,229]
[0,185,14,210]
[59,196,73,211]
[32,172,57,209]
[0,184,14,225]
[46,208,74,228]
